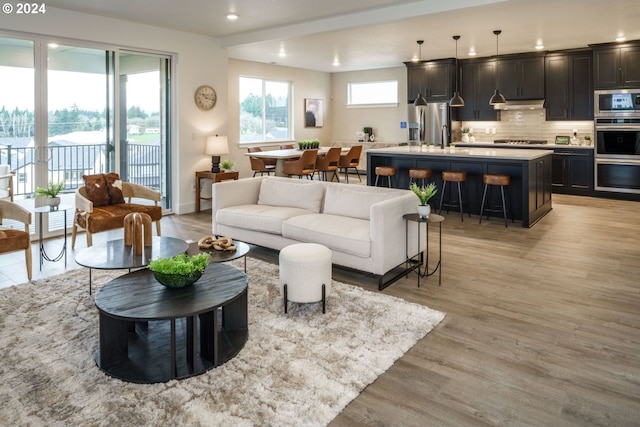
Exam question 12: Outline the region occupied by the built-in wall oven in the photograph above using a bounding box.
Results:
[594,89,640,194]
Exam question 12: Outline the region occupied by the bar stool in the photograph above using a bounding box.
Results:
[408,168,433,187]
[438,170,469,221]
[374,166,397,187]
[479,173,514,228]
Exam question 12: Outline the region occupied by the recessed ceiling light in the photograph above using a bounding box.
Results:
[616,35,626,42]
[226,13,239,21]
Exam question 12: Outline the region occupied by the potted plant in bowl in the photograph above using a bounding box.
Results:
[221,159,235,172]
[35,181,65,210]
[410,182,437,219]
[148,252,210,288]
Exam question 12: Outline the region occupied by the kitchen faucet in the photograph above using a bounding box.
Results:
[441,124,448,149]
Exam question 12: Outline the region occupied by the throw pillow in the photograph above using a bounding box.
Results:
[82,173,110,207]
[105,172,125,204]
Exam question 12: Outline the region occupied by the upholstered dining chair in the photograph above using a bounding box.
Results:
[283,149,318,179]
[315,147,341,182]
[0,165,14,201]
[279,144,295,150]
[0,199,32,280]
[338,145,363,183]
[247,147,277,177]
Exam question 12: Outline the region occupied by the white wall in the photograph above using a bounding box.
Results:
[226,59,332,180]
[330,67,408,143]
[0,7,228,214]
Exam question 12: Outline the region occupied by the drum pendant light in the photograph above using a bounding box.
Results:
[413,40,428,108]
[489,30,506,105]
[449,35,465,107]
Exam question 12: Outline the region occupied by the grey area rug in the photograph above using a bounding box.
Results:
[0,257,444,426]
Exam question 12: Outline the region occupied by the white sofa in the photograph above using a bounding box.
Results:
[211,176,425,289]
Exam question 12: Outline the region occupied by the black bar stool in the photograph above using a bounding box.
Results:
[479,173,514,228]
[409,168,433,187]
[438,170,469,221]
[374,166,397,187]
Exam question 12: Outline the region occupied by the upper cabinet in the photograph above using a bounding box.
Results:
[497,54,545,100]
[592,43,640,89]
[406,59,455,102]
[458,58,498,121]
[545,50,593,120]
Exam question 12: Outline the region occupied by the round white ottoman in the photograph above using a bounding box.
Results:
[279,243,332,313]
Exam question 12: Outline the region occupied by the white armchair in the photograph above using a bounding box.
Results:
[0,165,14,201]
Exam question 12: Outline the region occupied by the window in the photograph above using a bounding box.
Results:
[239,76,292,143]
[348,80,398,106]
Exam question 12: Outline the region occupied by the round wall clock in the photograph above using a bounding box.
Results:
[194,85,217,111]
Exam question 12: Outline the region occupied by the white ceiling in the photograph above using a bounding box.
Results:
[45,0,640,72]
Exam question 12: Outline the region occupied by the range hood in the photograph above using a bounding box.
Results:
[493,99,545,110]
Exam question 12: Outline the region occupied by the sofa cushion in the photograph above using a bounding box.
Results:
[104,172,125,205]
[257,178,324,213]
[323,184,392,220]
[76,203,162,233]
[216,205,314,235]
[282,213,370,258]
[82,174,110,207]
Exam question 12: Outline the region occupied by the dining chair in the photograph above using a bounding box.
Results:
[0,165,14,201]
[0,199,32,280]
[338,145,363,183]
[247,147,276,177]
[283,149,318,179]
[315,147,341,182]
[279,144,295,150]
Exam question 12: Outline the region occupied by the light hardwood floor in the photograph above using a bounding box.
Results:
[1,193,639,426]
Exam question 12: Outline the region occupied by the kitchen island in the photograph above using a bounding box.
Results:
[366,146,553,227]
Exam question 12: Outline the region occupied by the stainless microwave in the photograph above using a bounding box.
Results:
[594,89,640,118]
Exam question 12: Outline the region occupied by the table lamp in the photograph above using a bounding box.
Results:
[205,135,229,173]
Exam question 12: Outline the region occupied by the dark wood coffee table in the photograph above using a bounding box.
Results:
[75,236,189,294]
[94,262,248,384]
[188,240,251,272]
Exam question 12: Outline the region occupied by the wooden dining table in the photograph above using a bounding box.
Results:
[244,147,349,177]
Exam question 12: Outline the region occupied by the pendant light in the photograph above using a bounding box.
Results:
[449,35,465,107]
[489,30,506,105]
[413,40,428,108]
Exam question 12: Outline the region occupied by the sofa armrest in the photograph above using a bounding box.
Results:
[75,187,93,213]
[211,177,264,233]
[122,182,161,203]
[369,192,424,275]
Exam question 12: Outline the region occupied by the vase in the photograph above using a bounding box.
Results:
[417,204,430,219]
[461,134,470,142]
[48,196,60,211]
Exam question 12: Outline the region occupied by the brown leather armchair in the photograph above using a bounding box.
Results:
[315,147,341,181]
[338,145,363,183]
[0,199,32,280]
[283,149,318,179]
[247,147,276,177]
[72,173,162,248]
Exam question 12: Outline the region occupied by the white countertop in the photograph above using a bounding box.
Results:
[454,141,594,150]
[367,145,553,160]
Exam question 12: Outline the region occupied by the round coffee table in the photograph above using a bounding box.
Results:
[94,263,248,383]
[188,240,251,272]
[75,236,189,294]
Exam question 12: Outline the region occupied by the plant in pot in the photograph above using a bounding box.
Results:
[461,127,470,142]
[221,159,235,172]
[148,252,210,288]
[35,181,65,210]
[410,182,437,219]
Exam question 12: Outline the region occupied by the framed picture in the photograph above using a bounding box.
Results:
[305,98,323,127]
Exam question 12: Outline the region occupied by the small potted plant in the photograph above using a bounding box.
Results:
[410,182,438,219]
[148,252,210,288]
[35,181,65,210]
[221,159,235,172]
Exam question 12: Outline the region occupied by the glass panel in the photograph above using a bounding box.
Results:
[265,80,289,141]
[348,80,398,105]
[119,52,170,209]
[239,77,264,142]
[239,76,291,143]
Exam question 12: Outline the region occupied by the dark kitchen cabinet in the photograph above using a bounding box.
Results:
[406,59,455,102]
[497,54,545,99]
[458,59,498,121]
[593,43,640,89]
[535,157,552,210]
[552,148,594,195]
[545,51,593,120]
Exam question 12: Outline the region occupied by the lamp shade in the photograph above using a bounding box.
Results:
[489,89,506,105]
[205,135,229,155]
[413,93,428,108]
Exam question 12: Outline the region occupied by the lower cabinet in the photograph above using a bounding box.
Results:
[552,148,594,195]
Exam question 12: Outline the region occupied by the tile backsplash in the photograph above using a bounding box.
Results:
[455,110,594,144]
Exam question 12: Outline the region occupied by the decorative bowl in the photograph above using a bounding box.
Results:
[153,270,203,288]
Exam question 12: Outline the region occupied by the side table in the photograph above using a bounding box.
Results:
[195,171,239,212]
[35,204,72,270]
[403,213,444,287]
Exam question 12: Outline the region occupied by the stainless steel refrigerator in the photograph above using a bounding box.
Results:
[408,102,450,147]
